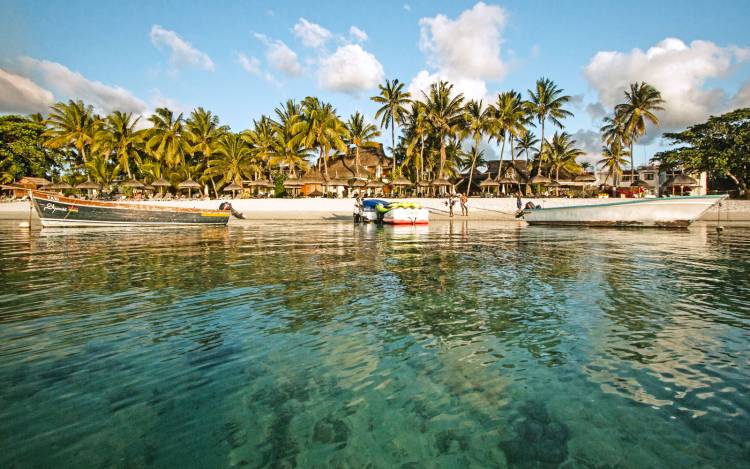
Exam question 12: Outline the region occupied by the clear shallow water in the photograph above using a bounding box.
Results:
[0,220,748,468]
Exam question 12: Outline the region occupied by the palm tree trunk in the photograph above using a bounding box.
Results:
[355,145,361,177]
[419,136,425,183]
[539,120,545,177]
[555,166,560,196]
[211,178,219,199]
[438,136,446,179]
[511,136,521,193]
[391,115,396,179]
[498,134,506,181]
[630,140,635,182]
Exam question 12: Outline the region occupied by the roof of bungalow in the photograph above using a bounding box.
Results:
[327,143,392,178]
[17,176,51,186]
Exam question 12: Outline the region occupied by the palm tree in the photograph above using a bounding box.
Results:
[44,99,100,170]
[423,81,465,179]
[346,112,381,177]
[461,145,487,195]
[94,111,142,178]
[460,100,491,193]
[292,97,348,178]
[615,82,665,179]
[144,107,191,168]
[545,132,585,194]
[403,101,431,182]
[186,107,228,163]
[526,78,573,176]
[205,133,255,186]
[597,141,630,186]
[491,90,530,186]
[371,79,411,174]
[85,154,121,189]
[517,131,539,164]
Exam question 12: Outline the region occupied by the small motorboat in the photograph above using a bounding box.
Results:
[354,199,429,225]
[521,194,726,227]
[28,190,238,227]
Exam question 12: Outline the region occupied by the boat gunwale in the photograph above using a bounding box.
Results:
[527,194,726,213]
[30,190,229,215]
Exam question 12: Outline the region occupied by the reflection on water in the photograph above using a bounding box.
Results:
[0,221,748,467]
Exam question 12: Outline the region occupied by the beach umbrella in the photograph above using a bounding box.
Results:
[479,177,500,196]
[529,174,551,184]
[222,182,243,198]
[120,178,144,189]
[42,182,72,193]
[574,173,597,183]
[283,175,302,197]
[388,175,412,196]
[143,184,155,192]
[178,179,201,197]
[76,181,101,190]
[151,178,171,196]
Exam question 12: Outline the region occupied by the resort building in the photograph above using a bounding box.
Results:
[596,165,707,196]
[299,143,393,197]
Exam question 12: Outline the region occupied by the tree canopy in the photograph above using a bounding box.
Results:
[653,108,750,197]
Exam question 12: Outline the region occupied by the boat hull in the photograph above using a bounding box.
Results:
[383,207,429,225]
[30,191,230,227]
[523,195,725,228]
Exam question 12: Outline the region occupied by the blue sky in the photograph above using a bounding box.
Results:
[1,0,749,166]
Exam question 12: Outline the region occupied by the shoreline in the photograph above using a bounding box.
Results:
[1,197,749,222]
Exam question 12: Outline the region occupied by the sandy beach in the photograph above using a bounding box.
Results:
[2,197,748,222]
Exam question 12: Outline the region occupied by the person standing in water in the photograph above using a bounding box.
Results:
[460,193,468,216]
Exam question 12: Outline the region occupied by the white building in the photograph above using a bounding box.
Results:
[596,165,707,196]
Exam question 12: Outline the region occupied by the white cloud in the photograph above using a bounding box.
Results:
[731,80,750,108]
[407,69,487,103]
[317,44,384,94]
[0,68,54,114]
[149,25,214,71]
[418,2,508,81]
[584,38,750,135]
[255,34,303,77]
[237,53,261,75]
[349,26,368,43]
[292,18,332,49]
[403,3,411,12]
[570,129,602,166]
[408,2,509,107]
[20,57,148,115]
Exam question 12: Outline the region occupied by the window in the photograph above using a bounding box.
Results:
[645,173,655,181]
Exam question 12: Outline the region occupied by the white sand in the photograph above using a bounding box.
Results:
[1,197,748,221]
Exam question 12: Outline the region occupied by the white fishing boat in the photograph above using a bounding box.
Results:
[522,195,726,227]
[382,205,429,225]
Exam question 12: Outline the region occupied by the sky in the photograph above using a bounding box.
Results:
[1,0,749,167]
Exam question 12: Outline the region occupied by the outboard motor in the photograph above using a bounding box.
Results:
[219,202,245,219]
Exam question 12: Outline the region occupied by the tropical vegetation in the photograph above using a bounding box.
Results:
[0,77,682,198]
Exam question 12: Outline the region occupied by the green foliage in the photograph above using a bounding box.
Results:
[653,108,750,196]
[0,115,59,183]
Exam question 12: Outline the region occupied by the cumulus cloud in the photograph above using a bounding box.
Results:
[407,3,508,106]
[149,25,214,71]
[237,53,261,75]
[292,18,332,49]
[0,68,54,114]
[570,129,602,166]
[20,57,148,115]
[255,34,303,77]
[349,26,368,43]
[418,2,508,81]
[584,38,750,135]
[317,44,384,94]
[731,81,750,108]
[586,102,607,121]
[407,69,488,102]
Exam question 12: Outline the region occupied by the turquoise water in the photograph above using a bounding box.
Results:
[0,220,748,468]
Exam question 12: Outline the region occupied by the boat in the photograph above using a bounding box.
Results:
[28,190,233,227]
[354,199,429,225]
[521,194,726,227]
